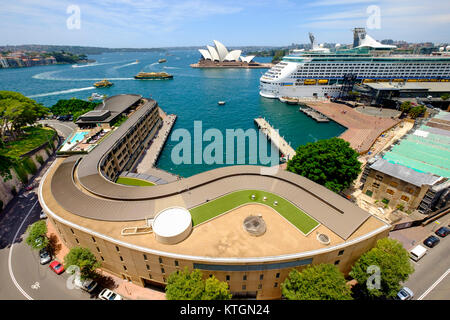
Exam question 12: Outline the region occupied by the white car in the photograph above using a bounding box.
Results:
[74,277,98,293]
[396,287,414,300]
[98,288,122,300]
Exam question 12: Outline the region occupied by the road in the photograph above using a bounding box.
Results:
[0,120,94,300]
[403,233,450,300]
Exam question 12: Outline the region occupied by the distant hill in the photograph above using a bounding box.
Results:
[0,45,167,55]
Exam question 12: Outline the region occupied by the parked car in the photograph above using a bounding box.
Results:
[74,277,98,293]
[409,244,427,261]
[49,261,65,274]
[395,287,414,300]
[435,226,449,238]
[39,248,52,265]
[98,288,122,300]
[423,235,440,248]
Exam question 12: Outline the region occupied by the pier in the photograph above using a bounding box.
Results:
[254,117,296,160]
[299,107,330,122]
[134,109,177,172]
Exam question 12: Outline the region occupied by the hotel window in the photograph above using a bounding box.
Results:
[120,256,124,261]
[123,265,127,271]
[163,277,166,283]
[70,228,74,234]
[96,246,100,253]
[338,250,345,256]
[276,273,280,278]
[406,187,414,194]
[159,257,163,264]
[258,284,263,290]
[100,256,104,261]
[372,182,380,189]
[161,268,165,274]
[146,264,150,270]
[243,275,247,281]
[366,190,373,197]
[334,260,340,265]
[274,282,278,288]
[115,246,120,252]
[75,238,79,244]
[226,275,230,281]
[143,254,147,261]
[375,175,384,181]
[91,236,96,243]
[390,181,398,188]
[386,189,395,195]
[174,260,179,267]
[242,285,246,290]
[260,274,264,281]
[401,195,410,202]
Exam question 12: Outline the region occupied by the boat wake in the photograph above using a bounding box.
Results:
[28,86,95,98]
[113,61,139,70]
[32,71,134,81]
[163,66,181,69]
[72,60,127,68]
[142,62,159,70]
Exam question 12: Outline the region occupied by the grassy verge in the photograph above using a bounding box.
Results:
[190,190,319,235]
[116,177,155,186]
[0,127,55,159]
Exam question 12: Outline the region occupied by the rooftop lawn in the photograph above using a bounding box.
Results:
[189,190,319,235]
[0,126,55,159]
[116,177,155,186]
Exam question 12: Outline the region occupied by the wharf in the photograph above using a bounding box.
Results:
[134,108,177,172]
[299,107,330,122]
[254,117,296,161]
[304,101,400,154]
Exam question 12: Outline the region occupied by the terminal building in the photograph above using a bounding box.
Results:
[40,94,391,299]
[361,111,450,214]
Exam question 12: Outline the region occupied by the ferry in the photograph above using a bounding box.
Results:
[134,72,173,80]
[93,79,113,88]
[158,58,167,63]
[260,29,450,100]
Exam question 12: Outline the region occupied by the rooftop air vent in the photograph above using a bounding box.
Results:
[243,215,267,237]
[316,232,330,245]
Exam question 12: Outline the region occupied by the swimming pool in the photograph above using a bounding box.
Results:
[70,131,88,144]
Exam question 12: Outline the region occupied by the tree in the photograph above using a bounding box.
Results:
[408,105,426,119]
[399,101,412,113]
[25,220,49,250]
[281,264,353,300]
[49,99,98,118]
[166,268,232,300]
[203,276,233,300]
[0,91,48,142]
[441,93,450,101]
[349,238,414,299]
[64,247,101,279]
[287,137,361,193]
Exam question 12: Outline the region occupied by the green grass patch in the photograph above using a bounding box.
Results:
[0,127,55,159]
[116,177,155,187]
[190,190,319,235]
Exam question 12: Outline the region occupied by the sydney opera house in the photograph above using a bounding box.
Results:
[191,40,272,68]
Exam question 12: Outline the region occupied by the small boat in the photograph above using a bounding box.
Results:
[93,79,113,88]
[89,93,105,101]
[134,72,173,80]
[218,101,226,105]
[158,58,167,63]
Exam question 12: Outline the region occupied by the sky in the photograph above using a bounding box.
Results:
[1,0,449,48]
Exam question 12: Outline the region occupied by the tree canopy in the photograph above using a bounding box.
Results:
[349,238,414,299]
[408,105,426,119]
[166,268,232,300]
[287,137,361,193]
[25,220,49,250]
[0,91,48,142]
[49,99,98,120]
[64,247,101,279]
[281,264,353,300]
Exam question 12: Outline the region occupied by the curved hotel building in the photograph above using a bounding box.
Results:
[39,94,390,299]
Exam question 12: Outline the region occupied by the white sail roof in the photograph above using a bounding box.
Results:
[356,34,396,49]
[207,45,220,61]
[224,50,242,61]
[213,40,229,61]
[240,55,255,63]
[199,49,212,60]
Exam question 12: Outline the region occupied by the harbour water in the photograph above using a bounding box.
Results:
[0,51,345,177]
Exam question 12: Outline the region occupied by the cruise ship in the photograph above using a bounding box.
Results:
[260,29,450,100]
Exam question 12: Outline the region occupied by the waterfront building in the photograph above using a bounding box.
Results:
[39,95,390,299]
[360,111,450,214]
[192,40,271,68]
[260,29,450,100]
